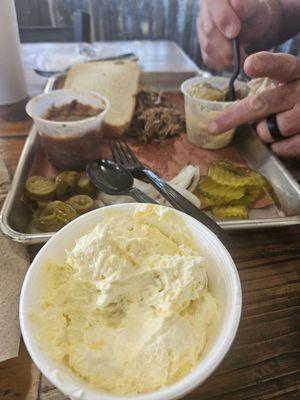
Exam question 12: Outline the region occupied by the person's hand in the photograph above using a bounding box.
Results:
[197,0,283,70]
[208,52,300,157]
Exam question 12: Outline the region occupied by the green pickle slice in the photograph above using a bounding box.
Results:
[198,176,245,201]
[208,161,266,188]
[32,200,78,232]
[66,195,94,214]
[25,176,56,201]
[212,205,248,220]
[55,171,78,199]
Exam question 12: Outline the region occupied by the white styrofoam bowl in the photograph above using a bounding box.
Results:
[20,204,242,400]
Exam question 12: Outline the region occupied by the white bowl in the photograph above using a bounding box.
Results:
[20,204,242,400]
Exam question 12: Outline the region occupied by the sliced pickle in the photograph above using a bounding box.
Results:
[76,176,95,195]
[197,192,228,209]
[65,195,94,214]
[231,186,263,207]
[208,161,266,188]
[25,176,56,201]
[32,200,78,232]
[212,205,248,220]
[55,171,78,199]
[198,176,245,201]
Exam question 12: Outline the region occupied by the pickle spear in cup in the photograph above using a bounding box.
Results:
[181,76,248,150]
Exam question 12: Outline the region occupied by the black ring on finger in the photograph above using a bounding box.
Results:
[266,114,284,141]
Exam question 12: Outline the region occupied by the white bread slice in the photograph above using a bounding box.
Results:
[64,59,141,137]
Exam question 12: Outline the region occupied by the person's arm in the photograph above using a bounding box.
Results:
[278,0,300,43]
[197,0,300,71]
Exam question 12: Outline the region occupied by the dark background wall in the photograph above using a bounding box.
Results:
[14,0,202,66]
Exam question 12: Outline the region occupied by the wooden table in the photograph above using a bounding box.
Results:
[1,41,300,400]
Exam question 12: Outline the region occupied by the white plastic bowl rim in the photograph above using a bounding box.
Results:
[19,204,242,400]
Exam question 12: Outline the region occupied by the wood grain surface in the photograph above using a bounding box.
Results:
[0,42,299,400]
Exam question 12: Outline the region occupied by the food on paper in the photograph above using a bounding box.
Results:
[31,205,218,394]
[44,99,103,122]
[195,161,271,220]
[25,176,56,201]
[32,200,78,232]
[64,60,141,137]
[127,90,185,143]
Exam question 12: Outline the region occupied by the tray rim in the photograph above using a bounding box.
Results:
[1,72,300,244]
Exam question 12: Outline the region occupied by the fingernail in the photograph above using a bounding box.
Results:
[225,25,236,39]
[208,122,219,134]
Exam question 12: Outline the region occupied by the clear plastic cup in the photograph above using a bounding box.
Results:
[26,90,109,170]
[181,76,247,150]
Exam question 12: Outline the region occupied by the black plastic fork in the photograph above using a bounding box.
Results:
[110,139,229,243]
[225,37,241,102]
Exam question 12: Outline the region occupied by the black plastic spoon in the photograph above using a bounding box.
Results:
[86,159,158,204]
[225,37,241,102]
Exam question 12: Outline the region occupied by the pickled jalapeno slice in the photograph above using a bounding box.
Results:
[66,195,94,214]
[55,171,78,199]
[32,200,78,232]
[25,176,56,201]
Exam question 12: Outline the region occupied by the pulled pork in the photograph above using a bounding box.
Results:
[127,90,185,143]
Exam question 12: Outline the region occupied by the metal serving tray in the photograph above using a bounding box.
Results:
[1,71,300,244]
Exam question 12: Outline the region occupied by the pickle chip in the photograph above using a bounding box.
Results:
[65,195,94,214]
[212,205,248,220]
[231,186,263,207]
[208,161,266,188]
[55,171,78,199]
[32,200,78,232]
[197,191,228,209]
[76,176,95,195]
[25,176,56,201]
[198,176,245,201]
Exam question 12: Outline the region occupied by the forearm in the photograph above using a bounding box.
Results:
[278,0,300,42]
[247,0,300,53]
